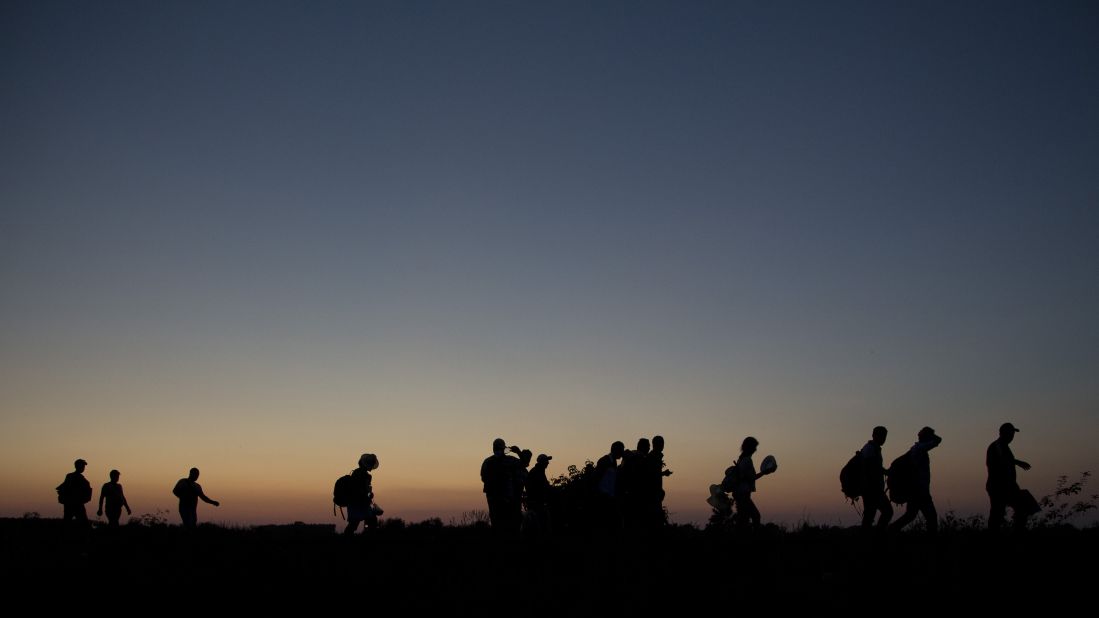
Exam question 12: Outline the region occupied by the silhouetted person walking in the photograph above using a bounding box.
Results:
[646,435,672,528]
[987,422,1032,531]
[860,426,892,530]
[481,438,519,533]
[621,438,650,528]
[173,468,219,528]
[890,427,942,533]
[511,448,532,531]
[526,453,552,535]
[345,453,380,535]
[97,469,131,528]
[732,437,773,529]
[57,458,92,539]
[595,441,626,530]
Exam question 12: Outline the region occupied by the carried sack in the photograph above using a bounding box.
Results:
[333,474,354,518]
[886,452,916,505]
[720,465,739,492]
[1016,489,1042,516]
[840,452,864,501]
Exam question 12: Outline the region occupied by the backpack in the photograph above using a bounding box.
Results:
[333,473,354,519]
[720,464,739,493]
[886,452,915,505]
[840,452,864,501]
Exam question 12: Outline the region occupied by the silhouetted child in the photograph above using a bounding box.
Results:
[97,469,131,528]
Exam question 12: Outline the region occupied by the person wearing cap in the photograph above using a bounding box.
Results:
[890,427,943,533]
[526,454,553,534]
[56,458,93,530]
[987,423,1032,531]
[172,467,220,528]
[344,453,379,535]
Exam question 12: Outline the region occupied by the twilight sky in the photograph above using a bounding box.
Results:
[2,0,1097,526]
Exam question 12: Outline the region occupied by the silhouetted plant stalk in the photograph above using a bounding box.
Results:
[1035,471,1097,528]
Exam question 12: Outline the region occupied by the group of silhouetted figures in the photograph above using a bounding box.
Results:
[54,422,1038,540]
[480,435,673,535]
[56,464,219,539]
[707,424,1037,533]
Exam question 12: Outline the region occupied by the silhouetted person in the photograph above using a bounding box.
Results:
[731,437,773,529]
[860,426,892,530]
[620,438,650,528]
[345,453,380,535]
[511,448,532,531]
[646,435,672,528]
[595,441,626,530]
[890,427,942,533]
[481,438,519,533]
[987,422,1032,531]
[57,459,92,538]
[526,454,552,534]
[97,469,131,528]
[173,467,219,528]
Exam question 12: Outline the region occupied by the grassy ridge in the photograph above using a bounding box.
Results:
[4,518,1093,610]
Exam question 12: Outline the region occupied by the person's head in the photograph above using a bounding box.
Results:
[519,450,533,467]
[109,469,120,482]
[536,454,552,467]
[636,438,651,455]
[999,422,1019,444]
[359,453,379,471]
[188,467,200,481]
[918,427,936,442]
[74,459,87,473]
[492,438,506,455]
[652,435,664,454]
[740,437,759,456]
[610,441,625,459]
[872,426,888,446]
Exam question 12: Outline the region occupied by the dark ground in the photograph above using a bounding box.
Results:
[3,517,1092,612]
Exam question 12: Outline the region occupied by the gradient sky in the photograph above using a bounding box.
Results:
[2,1,1097,526]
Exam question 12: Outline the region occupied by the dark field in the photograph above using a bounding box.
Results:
[4,517,1093,611]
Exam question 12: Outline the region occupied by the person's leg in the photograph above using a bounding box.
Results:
[921,497,938,533]
[877,494,894,529]
[861,496,879,529]
[890,502,919,531]
[989,491,1006,531]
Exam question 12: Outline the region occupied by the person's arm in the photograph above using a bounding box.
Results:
[915,435,942,452]
[97,484,105,516]
[197,486,220,507]
[121,486,131,514]
[1015,458,1031,471]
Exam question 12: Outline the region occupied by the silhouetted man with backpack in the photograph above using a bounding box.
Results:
[890,427,942,533]
[860,426,892,530]
[987,422,1032,531]
[57,459,93,537]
